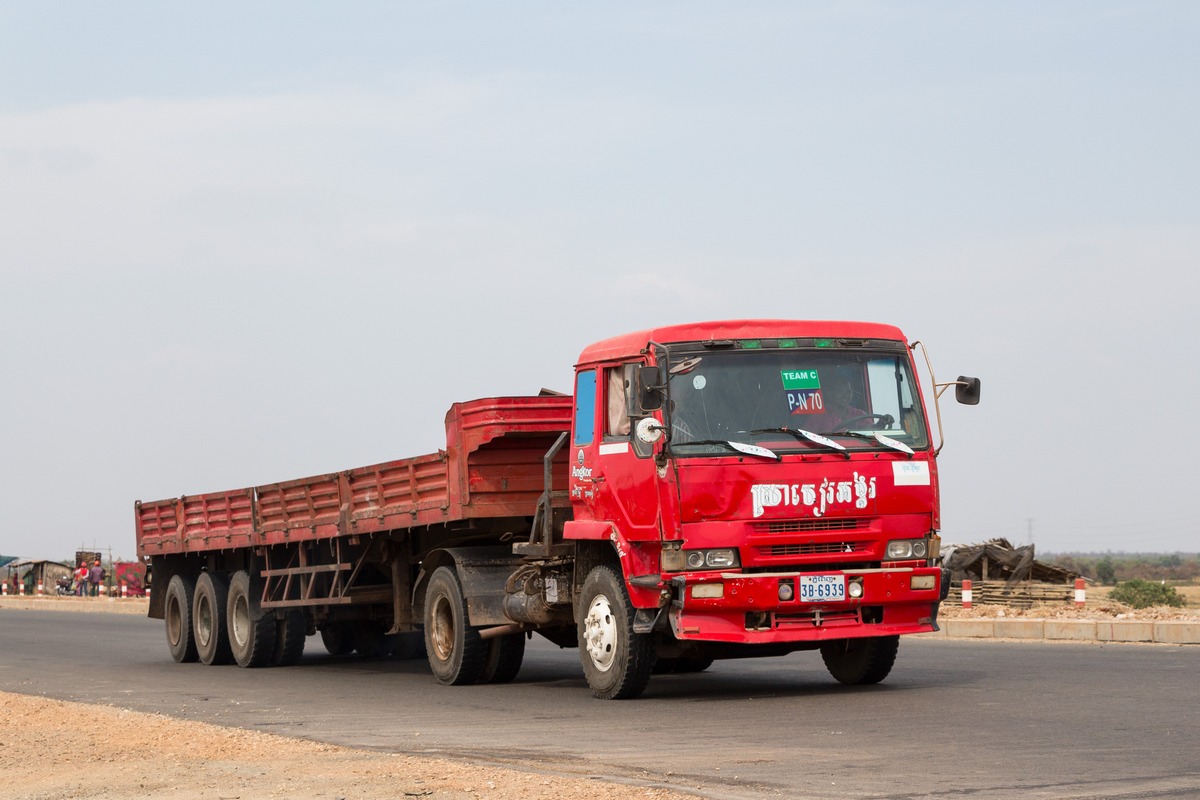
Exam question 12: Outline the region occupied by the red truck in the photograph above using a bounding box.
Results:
[135,319,978,699]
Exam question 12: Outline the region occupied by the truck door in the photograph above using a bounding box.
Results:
[568,364,661,541]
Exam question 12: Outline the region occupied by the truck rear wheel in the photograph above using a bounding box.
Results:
[578,566,655,700]
[165,574,199,663]
[227,570,276,668]
[194,572,233,666]
[320,622,355,656]
[479,633,525,684]
[272,610,307,666]
[820,635,899,685]
[352,621,392,658]
[424,566,486,685]
[392,631,427,660]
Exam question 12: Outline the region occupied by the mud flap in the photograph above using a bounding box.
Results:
[444,547,525,627]
[632,605,669,634]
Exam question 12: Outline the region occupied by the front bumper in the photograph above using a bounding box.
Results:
[667,565,945,644]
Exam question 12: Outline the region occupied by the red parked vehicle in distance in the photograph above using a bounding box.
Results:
[135,320,979,699]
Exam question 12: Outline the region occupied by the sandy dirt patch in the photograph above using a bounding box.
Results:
[0,691,698,800]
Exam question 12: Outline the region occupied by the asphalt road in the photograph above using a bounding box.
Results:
[2,609,1199,800]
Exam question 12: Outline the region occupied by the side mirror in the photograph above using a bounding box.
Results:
[955,376,981,406]
[636,365,664,411]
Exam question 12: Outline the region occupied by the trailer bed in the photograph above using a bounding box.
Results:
[136,396,572,558]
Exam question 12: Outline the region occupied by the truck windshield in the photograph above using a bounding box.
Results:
[665,346,929,456]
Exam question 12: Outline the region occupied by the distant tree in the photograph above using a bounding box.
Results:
[1095,556,1116,585]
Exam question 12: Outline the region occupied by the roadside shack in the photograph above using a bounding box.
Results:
[943,538,1080,607]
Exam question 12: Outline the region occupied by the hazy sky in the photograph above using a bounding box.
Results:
[2,2,1197,562]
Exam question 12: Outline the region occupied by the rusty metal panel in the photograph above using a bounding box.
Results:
[179,489,255,552]
[255,473,341,542]
[135,498,182,558]
[346,452,449,534]
[463,434,571,517]
[447,395,572,518]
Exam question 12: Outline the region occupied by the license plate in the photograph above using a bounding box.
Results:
[799,574,845,602]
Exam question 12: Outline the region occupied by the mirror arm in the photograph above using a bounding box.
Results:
[910,340,947,457]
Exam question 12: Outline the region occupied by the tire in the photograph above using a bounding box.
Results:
[820,635,900,685]
[577,566,656,700]
[392,631,427,661]
[164,574,199,663]
[423,566,486,685]
[479,633,526,684]
[193,572,233,666]
[320,622,355,656]
[272,610,307,666]
[227,570,276,668]
[654,656,715,675]
[352,621,392,658]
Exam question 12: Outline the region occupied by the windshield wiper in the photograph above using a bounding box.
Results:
[671,439,780,461]
[830,430,916,457]
[749,427,850,459]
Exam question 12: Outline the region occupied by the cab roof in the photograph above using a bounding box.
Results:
[576,320,909,365]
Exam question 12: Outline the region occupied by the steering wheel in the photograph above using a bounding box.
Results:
[837,413,895,430]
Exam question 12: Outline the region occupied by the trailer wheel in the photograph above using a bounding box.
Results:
[578,566,656,700]
[820,635,899,685]
[227,570,276,668]
[320,623,355,656]
[272,610,307,666]
[352,622,392,658]
[193,572,233,666]
[654,656,714,674]
[165,574,199,663]
[392,631,427,661]
[424,566,486,685]
[480,633,525,684]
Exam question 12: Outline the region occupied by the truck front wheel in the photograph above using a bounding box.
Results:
[227,570,276,668]
[424,566,486,685]
[577,566,655,700]
[165,574,198,663]
[194,572,233,666]
[820,635,899,685]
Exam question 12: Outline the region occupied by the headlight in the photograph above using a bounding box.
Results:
[886,539,929,560]
[705,549,738,568]
[671,548,741,572]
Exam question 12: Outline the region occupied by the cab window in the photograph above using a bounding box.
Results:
[573,370,597,445]
[604,367,631,437]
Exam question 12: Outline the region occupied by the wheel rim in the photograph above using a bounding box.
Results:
[231,594,250,648]
[166,595,183,647]
[584,593,617,672]
[196,595,213,648]
[430,593,455,661]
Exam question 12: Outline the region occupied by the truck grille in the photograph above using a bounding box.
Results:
[763,541,871,557]
[755,518,868,534]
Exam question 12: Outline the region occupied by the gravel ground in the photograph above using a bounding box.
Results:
[1,691,697,800]
[0,598,699,800]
